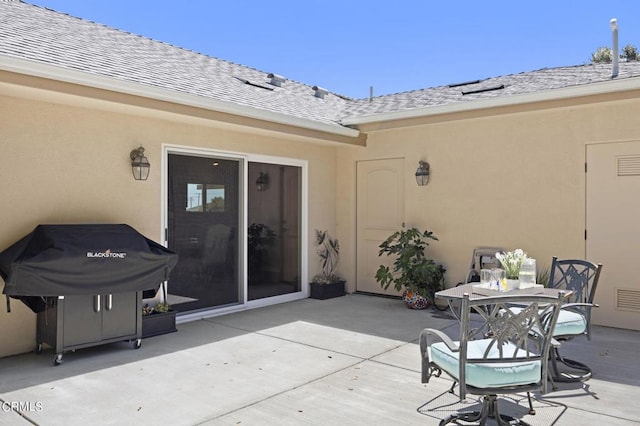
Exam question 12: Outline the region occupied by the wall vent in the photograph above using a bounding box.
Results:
[617,155,640,176]
[616,288,640,312]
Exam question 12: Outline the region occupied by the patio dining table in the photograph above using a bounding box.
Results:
[436,282,571,321]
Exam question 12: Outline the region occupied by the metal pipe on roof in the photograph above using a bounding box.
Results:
[611,18,619,78]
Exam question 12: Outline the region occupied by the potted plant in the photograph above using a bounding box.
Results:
[495,248,530,289]
[375,227,446,309]
[309,229,345,300]
[141,302,177,338]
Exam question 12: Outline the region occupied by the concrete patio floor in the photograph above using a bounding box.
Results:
[0,293,638,425]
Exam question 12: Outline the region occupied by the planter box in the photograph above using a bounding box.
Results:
[309,280,345,300]
[142,310,177,338]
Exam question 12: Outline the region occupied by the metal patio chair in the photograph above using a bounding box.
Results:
[444,246,505,318]
[464,246,505,284]
[419,292,563,425]
[547,256,603,385]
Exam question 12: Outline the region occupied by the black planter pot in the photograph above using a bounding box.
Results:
[142,310,177,338]
[309,280,345,300]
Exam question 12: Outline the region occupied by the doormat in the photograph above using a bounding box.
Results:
[417,389,567,425]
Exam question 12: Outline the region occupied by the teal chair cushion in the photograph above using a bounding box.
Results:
[554,309,587,337]
[509,306,587,337]
[429,339,541,389]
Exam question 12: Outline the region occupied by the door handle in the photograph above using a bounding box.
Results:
[106,294,113,311]
[94,295,101,313]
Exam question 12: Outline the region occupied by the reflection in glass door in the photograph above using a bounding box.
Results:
[167,154,239,312]
[166,152,303,313]
[248,162,301,300]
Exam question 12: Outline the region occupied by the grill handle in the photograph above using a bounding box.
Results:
[106,294,113,311]
[94,295,101,313]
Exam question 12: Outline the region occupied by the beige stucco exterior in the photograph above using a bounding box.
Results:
[2,67,640,357]
[337,91,640,292]
[0,73,343,357]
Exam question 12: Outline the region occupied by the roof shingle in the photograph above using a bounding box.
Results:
[2,1,640,130]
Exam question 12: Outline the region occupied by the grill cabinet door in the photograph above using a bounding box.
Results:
[102,293,138,340]
[62,295,102,347]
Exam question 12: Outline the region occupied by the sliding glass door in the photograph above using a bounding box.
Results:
[166,150,302,313]
[167,154,240,312]
[247,162,301,300]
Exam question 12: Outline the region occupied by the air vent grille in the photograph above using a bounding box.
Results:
[616,288,640,311]
[617,155,640,176]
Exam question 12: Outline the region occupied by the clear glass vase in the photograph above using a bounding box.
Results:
[519,258,537,288]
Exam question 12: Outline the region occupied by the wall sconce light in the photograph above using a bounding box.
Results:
[415,160,430,186]
[130,146,150,181]
[256,172,269,191]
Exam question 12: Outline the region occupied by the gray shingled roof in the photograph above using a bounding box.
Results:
[0,1,350,129]
[342,62,640,120]
[2,0,640,132]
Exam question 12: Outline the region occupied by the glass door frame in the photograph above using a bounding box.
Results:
[161,144,308,321]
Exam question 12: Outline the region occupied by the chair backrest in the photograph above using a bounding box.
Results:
[456,292,564,399]
[465,247,505,283]
[547,257,602,339]
[548,257,602,305]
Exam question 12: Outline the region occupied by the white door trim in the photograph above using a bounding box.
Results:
[161,144,308,321]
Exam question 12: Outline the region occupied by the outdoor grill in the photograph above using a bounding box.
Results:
[0,224,178,364]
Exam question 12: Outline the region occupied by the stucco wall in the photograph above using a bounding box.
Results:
[3,78,639,356]
[0,92,339,357]
[337,96,640,292]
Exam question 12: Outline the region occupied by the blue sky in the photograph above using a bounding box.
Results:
[28,0,640,99]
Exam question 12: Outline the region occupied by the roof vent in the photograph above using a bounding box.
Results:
[610,18,619,78]
[312,86,329,99]
[461,84,505,95]
[233,76,274,91]
[448,80,481,88]
[267,73,286,87]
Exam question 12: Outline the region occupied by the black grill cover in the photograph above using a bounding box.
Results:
[0,224,178,312]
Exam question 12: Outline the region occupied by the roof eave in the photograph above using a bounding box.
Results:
[0,55,360,138]
[341,77,640,126]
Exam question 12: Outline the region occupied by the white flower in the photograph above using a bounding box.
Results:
[496,249,529,279]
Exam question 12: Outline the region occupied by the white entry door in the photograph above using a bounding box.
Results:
[586,141,640,330]
[356,158,405,295]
